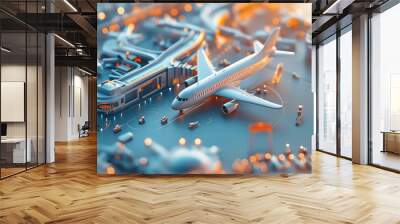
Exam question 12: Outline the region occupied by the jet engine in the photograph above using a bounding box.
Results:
[222,100,239,114]
[184,76,198,87]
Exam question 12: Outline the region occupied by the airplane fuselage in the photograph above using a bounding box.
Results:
[171,51,271,110]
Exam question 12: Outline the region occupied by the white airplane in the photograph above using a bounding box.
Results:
[171,27,293,114]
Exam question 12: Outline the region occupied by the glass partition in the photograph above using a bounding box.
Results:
[317,36,337,154]
[371,3,400,171]
[339,28,352,158]
[1,30,28,177]
[0,1,46,179]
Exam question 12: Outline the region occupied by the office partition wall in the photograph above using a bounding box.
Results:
[316,26,353,159]
[315,0,400,170]
[0,31,27,177]
[317,36,337,155]
[370,3,400,171]
[0,1,46,179]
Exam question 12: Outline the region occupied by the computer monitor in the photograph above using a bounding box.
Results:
[1,123,7,137]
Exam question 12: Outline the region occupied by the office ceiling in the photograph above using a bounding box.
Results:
[310,0,389,43]
[0,0,393,71]
[0,0,98,73]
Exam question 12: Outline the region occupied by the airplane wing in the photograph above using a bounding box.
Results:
[274,50,295,56]
[253,40,263,53]
[197,48,215,80]
[215,87,283,109]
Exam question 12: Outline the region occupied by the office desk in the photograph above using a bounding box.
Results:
[1,138,31,163]
[382,131,400,155]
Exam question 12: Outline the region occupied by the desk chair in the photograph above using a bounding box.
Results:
[78,121,90,138]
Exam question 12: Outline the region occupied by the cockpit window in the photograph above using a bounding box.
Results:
[176,96,188,102]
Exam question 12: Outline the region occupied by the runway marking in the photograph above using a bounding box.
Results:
[259,83,289,128]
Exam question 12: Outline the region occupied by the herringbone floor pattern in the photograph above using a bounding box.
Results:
[1,135,400,224]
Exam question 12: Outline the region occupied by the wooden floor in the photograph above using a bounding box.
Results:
[1,167,26,178]
[1,135,400,224]
[373,151,400,171]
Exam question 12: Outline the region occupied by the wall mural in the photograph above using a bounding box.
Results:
[97,3,313,175]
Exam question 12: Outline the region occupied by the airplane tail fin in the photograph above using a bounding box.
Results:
[260,27,280,55]
[253,27,295,57]
[197,47,215,80]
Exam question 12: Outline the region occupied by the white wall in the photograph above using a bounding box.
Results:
[1,65,26,139]
[70,73,89,138]
[1,65,42,138]
[55,67,69,141]
[54,67,89,141]
[1,64,46,163]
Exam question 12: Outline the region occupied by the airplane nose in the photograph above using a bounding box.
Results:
[171,99,179,110]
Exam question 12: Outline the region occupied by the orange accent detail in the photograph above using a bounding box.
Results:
[248,122,273,133]
[271,63,284,84]
[272,17,280,26]
[184,4,192,12]
[101,27,109,34]
[127,24,135,33]
[249,155,257,164]
[109,23,120,32]
[98,103,112,110]
[286,18,300,29]
[297,31,306,40]
[106,166,115,175]
[170,8,178,17]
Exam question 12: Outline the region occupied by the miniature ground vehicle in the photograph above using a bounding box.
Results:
[161,115,168,125]
[138,116,145,125]
[113,124,122,133]
[188,121,199,129]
